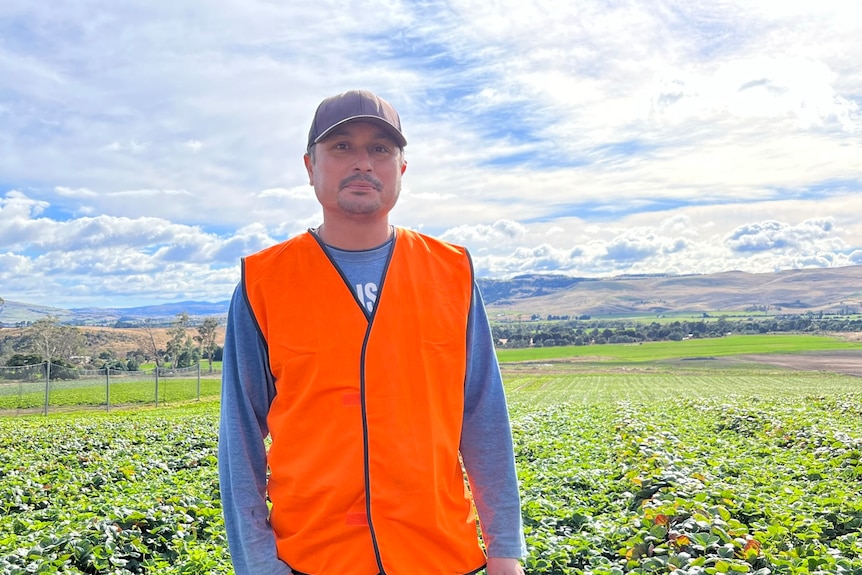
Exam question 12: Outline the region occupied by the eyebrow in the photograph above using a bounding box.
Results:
[324,126,396,144]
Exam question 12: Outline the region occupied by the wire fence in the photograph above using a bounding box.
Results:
[0,362,222,416]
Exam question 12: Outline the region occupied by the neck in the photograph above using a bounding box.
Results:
[316,218,393,250]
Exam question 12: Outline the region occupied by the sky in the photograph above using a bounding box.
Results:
[1,0,861,309]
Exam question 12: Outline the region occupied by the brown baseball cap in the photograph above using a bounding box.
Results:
[307,90,407,151]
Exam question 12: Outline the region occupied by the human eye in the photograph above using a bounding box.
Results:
[371,143,392,155]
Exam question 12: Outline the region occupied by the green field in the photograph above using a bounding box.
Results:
[2,334,862,574]
[503,370,861,411]
[0,378,221,412]
[497,334,862,363]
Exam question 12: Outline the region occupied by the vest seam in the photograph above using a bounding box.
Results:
[359,319,383,573]
[240,258,273,379]
[464,249,476,391]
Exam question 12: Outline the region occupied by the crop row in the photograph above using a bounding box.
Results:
[503,369,862,412]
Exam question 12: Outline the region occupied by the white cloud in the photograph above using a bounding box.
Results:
[652,56,860,132]
[107,189,193,198]
[441,220,528,248]
[257,186,314,200]
[103,141,149,153]
[1,190,49,216]
[407,191,457,200]
[55,186,98,198]
[724,218,838,252]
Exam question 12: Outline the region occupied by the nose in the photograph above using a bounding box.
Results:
[353,147,373,171]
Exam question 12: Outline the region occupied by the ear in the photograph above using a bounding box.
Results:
[400,158,407,175]
[304,153,314,185]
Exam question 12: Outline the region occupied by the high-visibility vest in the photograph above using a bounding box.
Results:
[242,227,487,575]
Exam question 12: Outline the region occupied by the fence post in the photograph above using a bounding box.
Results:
[197,362,201,401]
[155,367,160,408]
[43,360,51,416]
[105,368,111,412]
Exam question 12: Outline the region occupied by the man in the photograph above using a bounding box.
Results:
[218,89,526,575]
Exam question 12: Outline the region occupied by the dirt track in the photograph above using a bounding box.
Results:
[732,350,862,376]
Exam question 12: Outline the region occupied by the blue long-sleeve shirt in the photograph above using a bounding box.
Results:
[217,236,526,574]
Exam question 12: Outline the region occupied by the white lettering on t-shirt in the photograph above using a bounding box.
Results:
[355,282,378,313]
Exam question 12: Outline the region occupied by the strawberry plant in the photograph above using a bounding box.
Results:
[0,403,231,574]
[515,393,862,574]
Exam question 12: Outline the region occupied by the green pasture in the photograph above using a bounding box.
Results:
[0,377,221,412]
[496,333,862,363]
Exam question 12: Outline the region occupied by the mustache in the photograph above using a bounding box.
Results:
[339,174,383,191]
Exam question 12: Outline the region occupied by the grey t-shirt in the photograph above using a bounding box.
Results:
[322,239,391,315]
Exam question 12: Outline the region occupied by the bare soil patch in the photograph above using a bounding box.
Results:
[499,350,862,377]
[730,350,862,376]
[499,356,652,376]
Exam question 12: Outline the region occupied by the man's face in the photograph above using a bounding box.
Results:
[304,121,407,219]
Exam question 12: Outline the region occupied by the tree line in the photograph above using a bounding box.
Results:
[0,313,223,377]
[492,313,862,348]
[3,310,858,368]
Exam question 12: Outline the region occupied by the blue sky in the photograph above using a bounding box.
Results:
[1,0,861,308]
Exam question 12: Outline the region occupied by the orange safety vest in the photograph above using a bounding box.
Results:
[242,228,487,575]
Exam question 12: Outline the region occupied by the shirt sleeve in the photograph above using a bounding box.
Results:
[459,283,528,559]
[218,283,292,575]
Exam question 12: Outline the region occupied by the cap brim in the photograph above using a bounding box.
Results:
[313,115,407,148]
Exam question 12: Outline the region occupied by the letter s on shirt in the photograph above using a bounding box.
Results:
[355,282,378,313]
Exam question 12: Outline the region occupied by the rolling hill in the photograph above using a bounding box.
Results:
[2,264,862,325]
[481,265,862,317]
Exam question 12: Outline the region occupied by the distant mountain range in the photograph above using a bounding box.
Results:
[481,265,862,317]
[2,264,861,325]
[0,299,233,326]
